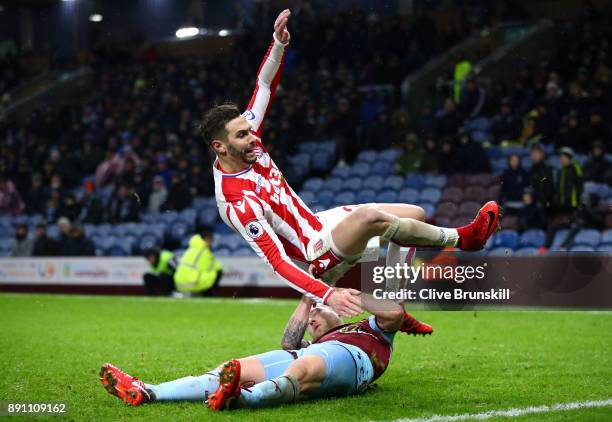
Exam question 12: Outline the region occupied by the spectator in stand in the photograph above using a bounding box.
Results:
[10,223,34,257]
[396,134,422,175]
[518,187,547,232]
[527,143,554,209]
[557,111,581,152]
[32,223,59,256]
[458,78,487,119]
[435,97,462,139]
[80,181,104,224]
[61,223,95,256]
[500,154,528,213]
[57,217,72,246]
[107,184,139,223]
[164,173,192,211]
[0,173,24,215]
[559,193,607,248]
[438,138,460,175]
[454,130,491,174]
[583,140,610,183]
[327,98,357,163]
[25,173,48,215]
[491,97,522,144]
[174,227,223,296]
[577,107,610,149]
[143,248,177,296]
[58,193,82,222]
[419,137,439,173]
[554,147,583,215]
[148,176,167,213]
[452,51,472,103]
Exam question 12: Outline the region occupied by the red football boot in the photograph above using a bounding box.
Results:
[400,311,433,336]
[206,359,241,411]
[99,363,151,406]
[456,201,500,251]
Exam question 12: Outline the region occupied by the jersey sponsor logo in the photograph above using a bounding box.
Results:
[317,258,330,269]
[234,200,246,214]
[255,175,263,194]
[245,220,264,239]
[314,239,324,252]
[242,110,255,121]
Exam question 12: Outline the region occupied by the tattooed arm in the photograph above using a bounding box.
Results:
[281,295,314,350]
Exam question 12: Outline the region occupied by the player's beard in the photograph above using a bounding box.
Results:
[227,142,257,165]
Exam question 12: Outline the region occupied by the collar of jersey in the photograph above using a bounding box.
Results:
[215,160,252,177]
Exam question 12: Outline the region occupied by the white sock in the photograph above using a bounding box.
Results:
[381,217,458,247]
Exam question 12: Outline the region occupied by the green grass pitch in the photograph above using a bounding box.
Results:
[0,293,611,421]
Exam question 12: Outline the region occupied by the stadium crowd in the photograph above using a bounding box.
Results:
[0,4,610,256]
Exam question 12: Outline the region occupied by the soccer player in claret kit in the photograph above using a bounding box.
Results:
[199,11,499,320]
[100,292,410,410]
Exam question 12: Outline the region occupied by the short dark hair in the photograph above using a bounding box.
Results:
[198,103,241,144]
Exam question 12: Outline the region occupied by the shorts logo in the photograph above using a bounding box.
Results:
[318,258,330,269]
[245,220,264,239]
[242,110,255,121]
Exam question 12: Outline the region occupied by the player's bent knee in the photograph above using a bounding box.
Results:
[413,206,426,222]
[284,355,325,392]
[356,205,387,226]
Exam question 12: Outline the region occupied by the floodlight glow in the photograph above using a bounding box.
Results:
[218,29,229,37]
[89,14,103,22]
[175,27,199,38]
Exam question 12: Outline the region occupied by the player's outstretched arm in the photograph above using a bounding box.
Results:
[280,295,314,350]
[244,9,291,137]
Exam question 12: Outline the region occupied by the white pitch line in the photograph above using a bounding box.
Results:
[386,399,612,422]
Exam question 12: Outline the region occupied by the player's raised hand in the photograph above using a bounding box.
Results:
[274,9,291,44]
[327,288,363,318]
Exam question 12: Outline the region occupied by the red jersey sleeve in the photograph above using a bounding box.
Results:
[225,195,333,303]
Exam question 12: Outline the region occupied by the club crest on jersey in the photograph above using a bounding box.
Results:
[242,110,256,121]
[245,220,264,240]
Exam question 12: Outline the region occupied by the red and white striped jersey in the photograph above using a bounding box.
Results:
[213,34,334,303]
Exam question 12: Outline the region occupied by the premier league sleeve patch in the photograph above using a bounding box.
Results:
[245,220,264,240]
[242,110,256,121]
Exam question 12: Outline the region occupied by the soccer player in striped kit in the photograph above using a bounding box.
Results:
[199,10,499,317]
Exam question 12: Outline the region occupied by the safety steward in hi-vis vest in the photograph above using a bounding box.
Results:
[174,229,223,294]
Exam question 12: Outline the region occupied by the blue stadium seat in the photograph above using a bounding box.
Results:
[350,163,371,178]
[572,229,601,247]
[0,238,12,252]
[224,235,243,251]
[379,149,401,162]
[318,141,336,155]
[298,142,318,154]
[199,209,219,226]
[341,177,363,192]
[141,213,158,224]
[356,150,378,163]
[419,188,441,204]
[489,247,512,257]
[356,189,376,204]
[551,229,569,249]
[376,190,398,203]
[335,191,356,206]
[602,229,612,244]
[486,146,502,159]
[96,236,117,251]
[404,175,425,189]
[213,248,231,257]
[170,220,191,241]
[322,178,343,192]
[303,178,324,192]
[514,247,539,256]
[501,145,525,156]
[546,155,561,169]
[107,243,132,257]
[382,175,404,191]
[419,203,435,218]
[398,188,419,203]
[311,151,333,172]
[520,229,545,248]
[569,245,595,252]
[371,162,392,176]
[299,190,316,204]
[493,230,519,250]
[317,190,335,208]
[470,131,489,143]
[192,197,209,210]
[179,209,197,226]
[289,153,311,170]
[234,247,256,257]
[331,166,351,179]
[362,175,384,191]
[596,244,612,252]
[173,249,186,258]
[423,175,447,189]
[0,225,14,238]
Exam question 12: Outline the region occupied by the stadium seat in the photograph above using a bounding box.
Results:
[96,236,117,251]
[139,234,161,252]
[350,163,371,178]
[433,216,451,227]
[435,202,458,218]
[379,149,401,162]
[0,238,12,252]
[199,209,219,226]
[489,247,512,257]
[317,190,335,208]
[419,188,441,204]
[404,174,425,189]
[440,187,463,203]
[356,150,378,163]
[341,177,363,192]
[335,191,356,206]
[423,175,447,189]
[569,245,595,252]
[493,230,519,250]
[311,151,333,172]
[487,185,501,199]
[546,155,561,169]
[331,166,351,179]
[322,177,343,192]
[446,174,465,187]
[520,229,546,248]
[602,229,612,244]
[303,178,324,191]
[375,190,398,203]
[107,243,132,257]
[458,201,480,216]
[356,189,376,204]
[213,248,231,257]
[514,247,539,256]
[501,145,525,157]
[234,247,256,257]
[299,190,316,205]
[502,215,519,231]
[486,146,502,159]
[363,175,384,191]
[571,229,601,247]
[192,197,209,210]
[169,220,191,242]
[297,142,318,154]
[382,175,404,191]
[551,229,570,249]
[371,162,393,176]
[397,188,419,203]
[463,186,487,202]
[596,244,612,252]
[419,203,435,218]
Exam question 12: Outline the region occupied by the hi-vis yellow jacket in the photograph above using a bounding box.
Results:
[174,234,223,292]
